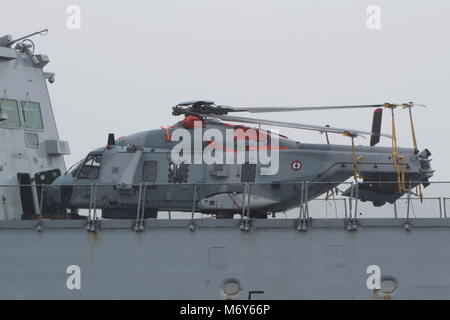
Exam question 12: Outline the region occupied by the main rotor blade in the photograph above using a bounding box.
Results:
[195,113,392,138]
[219,102,426,114]
[400,102,428,108]
[222,104,384,113]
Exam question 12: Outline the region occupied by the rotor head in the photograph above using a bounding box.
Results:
[172,100,233,116]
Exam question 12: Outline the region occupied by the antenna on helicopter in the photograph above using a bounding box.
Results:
[107,133,116,148]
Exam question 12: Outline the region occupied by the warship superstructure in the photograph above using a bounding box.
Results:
[0,32,449,300]
[0,31,69,221]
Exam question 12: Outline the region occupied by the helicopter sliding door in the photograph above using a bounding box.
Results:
[241,163,256,183]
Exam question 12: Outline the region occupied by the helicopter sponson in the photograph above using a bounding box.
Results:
[47,101,433,218]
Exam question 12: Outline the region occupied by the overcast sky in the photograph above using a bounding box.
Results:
[2,0,449,182]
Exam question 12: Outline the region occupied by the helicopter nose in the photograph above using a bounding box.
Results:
[46,184,60,206]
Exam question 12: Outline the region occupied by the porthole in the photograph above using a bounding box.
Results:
[223,280,240,296]
[380,278,397,294]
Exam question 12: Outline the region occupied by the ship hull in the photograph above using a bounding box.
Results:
[1,218,449,300]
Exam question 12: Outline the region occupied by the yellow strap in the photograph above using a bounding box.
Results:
[417,184,423,200]
[350,135,363,181]
[384,105,405,192]
[404,105,418,150]
[383,103,424,197]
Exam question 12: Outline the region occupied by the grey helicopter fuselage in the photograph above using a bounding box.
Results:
[49,116,433,219]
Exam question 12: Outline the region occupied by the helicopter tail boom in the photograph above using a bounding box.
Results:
[340,148,433,206]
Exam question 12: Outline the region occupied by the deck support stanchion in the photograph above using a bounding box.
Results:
[405,181,412,231]
[297,182,305,231]
[190,184,197,231]
[87,184,98,232]
[394,201,398,219]
[135,183,147,232]
[240,183,251,231]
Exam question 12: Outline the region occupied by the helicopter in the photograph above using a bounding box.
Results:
[47,100,433,219]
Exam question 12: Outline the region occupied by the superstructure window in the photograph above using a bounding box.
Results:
[21,101,44,130]
[25,132,39,147]
[0,99,21,128]
[77,154,103,179]
[143,161,158,182]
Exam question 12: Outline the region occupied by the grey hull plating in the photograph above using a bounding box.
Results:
[1,218,449,300]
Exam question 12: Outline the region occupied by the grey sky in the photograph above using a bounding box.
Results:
[2,0,449,180]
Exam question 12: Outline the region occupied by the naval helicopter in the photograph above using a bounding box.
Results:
[48,100,433,219]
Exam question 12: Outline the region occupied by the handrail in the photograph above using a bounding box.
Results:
[0,181,449,223]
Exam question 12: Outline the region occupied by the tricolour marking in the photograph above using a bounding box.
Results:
[291,160,302,171]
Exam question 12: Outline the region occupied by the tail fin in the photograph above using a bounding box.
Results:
[370,108,383,146]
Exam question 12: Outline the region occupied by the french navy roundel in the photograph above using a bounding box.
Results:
[291,160,302,171]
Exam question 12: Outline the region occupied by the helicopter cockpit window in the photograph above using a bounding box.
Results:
[65,159,83,177]
[76,154,103,179]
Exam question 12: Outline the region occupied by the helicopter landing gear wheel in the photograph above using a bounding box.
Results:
[103,208,158,219]
[102,208,129,219]
[249,210,268,219]
[215,211,234,219]
[69,208,85,219]
[144,209,158,219]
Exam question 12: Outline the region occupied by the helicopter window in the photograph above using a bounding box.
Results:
[168,162,189,183]
[65,160,83,177]
[76,154,103,179]
[0,99,21,128]
[21,101,44,130]
[143,161,158,182]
